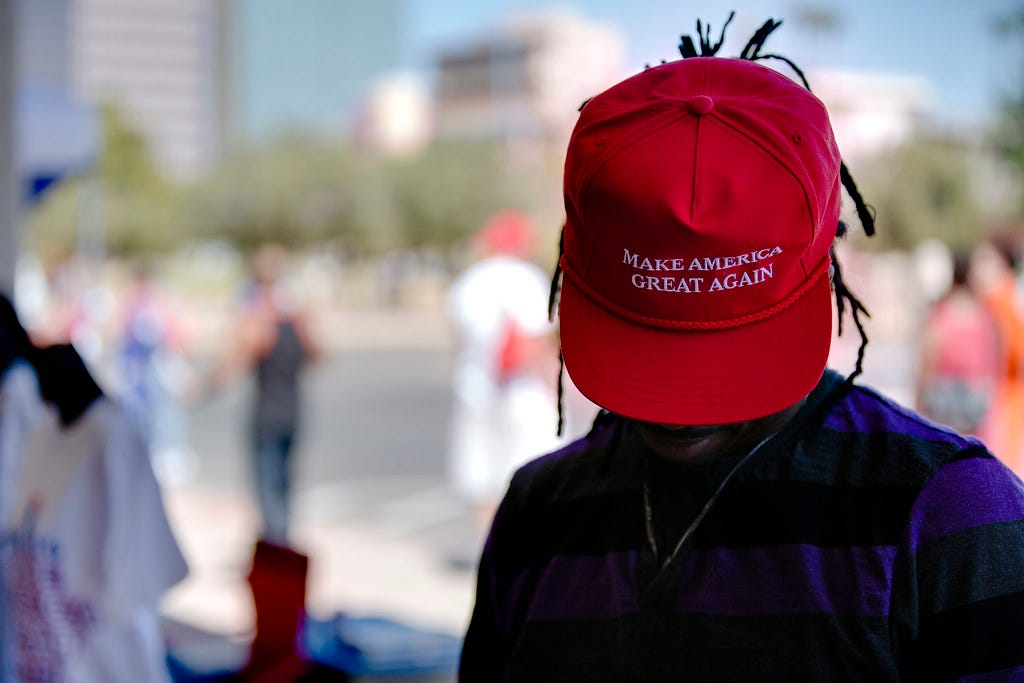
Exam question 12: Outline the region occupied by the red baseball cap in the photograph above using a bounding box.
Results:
[558,57,842,425]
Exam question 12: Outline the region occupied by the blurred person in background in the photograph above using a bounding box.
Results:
[208,244,321,546]
[971,238,1024,476]
[446,211,564,550]
[915,249,1000,439]
[113,259,197,486]
[26,250,110,363]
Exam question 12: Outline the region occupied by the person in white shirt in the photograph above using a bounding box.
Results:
[446,212,565,540]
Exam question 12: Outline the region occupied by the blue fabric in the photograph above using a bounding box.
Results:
[303,614,461,676]
[166,614,460,679]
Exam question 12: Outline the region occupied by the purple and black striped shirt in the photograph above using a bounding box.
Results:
[460,370,1024,681]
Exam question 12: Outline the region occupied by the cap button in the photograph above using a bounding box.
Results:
[688,95,714,116]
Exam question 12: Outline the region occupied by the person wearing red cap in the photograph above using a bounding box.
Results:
[459,15,1024,681]
[446,211,565,546]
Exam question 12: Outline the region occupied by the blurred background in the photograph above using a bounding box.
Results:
[1,0,1024,679]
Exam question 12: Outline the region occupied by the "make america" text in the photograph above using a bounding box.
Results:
[623,246,782,273]
[623,246,782,294]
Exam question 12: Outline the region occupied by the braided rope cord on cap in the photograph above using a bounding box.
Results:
[559,256,830,331]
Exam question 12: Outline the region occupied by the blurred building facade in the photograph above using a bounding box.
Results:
[18,0,228,181]
[811,68,935,164]
[433,8,627,158]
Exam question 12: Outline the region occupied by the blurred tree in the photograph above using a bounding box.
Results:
[792,4,842,34]
[190,134,535,255]
[993,8,1024,214]
[859,136,984,251]
[28,103,183,255]
[390,140,530,250]
[791,3,843,65]
[98,102,164,195]
[24,179,79,253]
[32,119,548,258]
[187,134,368,252]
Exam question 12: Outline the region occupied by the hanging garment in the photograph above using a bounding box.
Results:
[1,396,188,682]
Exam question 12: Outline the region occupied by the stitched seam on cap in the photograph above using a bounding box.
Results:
[706,115,821,278]
[691,115,702,221]
[577,108,692,225]
[691,60,711,220]
[573,101,684,197]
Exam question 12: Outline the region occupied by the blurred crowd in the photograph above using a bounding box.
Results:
[915,236,1024,477]
[9,222,1024,496]
[4,212,1024,679]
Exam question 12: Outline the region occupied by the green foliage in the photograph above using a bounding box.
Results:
[190,135,533,255]
[858,137,984,251]
[30,105,541,256]
[994,95,1024,184]
[27,102,183,255]
[23,179,80,252]
[992,8,1024,215]
[792,4,843,33]
[93,103,183,253]
[389,140,529,249]
[187,135,365,251]
[992,87,1024,218]
[98,103,163,194]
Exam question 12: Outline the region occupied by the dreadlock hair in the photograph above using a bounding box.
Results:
[547,13,876,435]
[548,226,566,436]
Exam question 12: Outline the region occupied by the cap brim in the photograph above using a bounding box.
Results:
[558,275,833,425]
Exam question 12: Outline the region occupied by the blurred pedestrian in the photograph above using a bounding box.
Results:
[460,15,1024,680]
[972,238,1024,476]
[114,259,197,485]
[209,244,321,545]
[446,211,563,543]
[915,249,1000,436]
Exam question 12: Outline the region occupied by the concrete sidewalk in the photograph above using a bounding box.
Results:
[159,481,477,641]
[159,305,476,637]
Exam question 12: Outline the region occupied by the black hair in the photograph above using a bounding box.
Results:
[950,249,972,288]
[548,13,876,436]
[0,293,33,376]
[0,294,103,426]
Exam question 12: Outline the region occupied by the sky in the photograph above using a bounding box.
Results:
[407,0,1024,127]
[239,0,407,139]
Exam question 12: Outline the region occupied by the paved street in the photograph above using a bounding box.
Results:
[189,346,458,488]
[160,315,482,652]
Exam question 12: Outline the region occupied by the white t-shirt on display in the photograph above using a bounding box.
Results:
[0,361,45,528]
[2,396,188,683]
[446,256,565,502]
[447,255,555,405]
